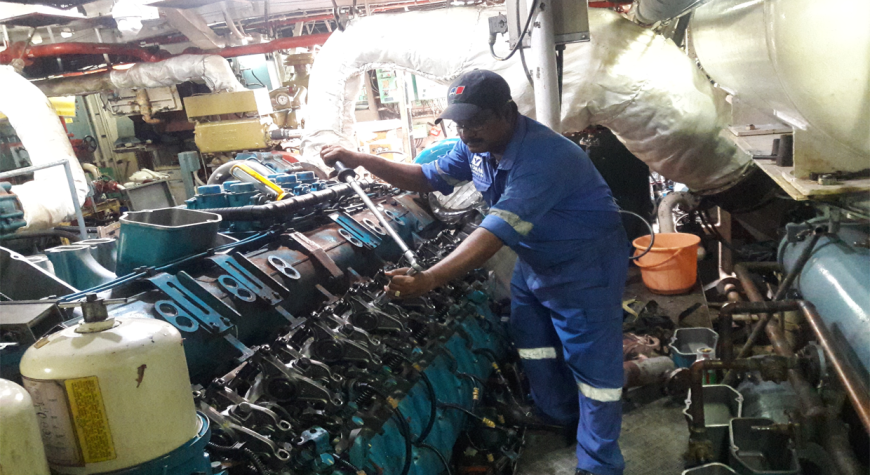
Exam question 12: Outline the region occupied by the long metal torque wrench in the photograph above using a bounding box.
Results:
[333,160,424,275]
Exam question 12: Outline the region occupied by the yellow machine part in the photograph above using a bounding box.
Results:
[183,89,272,119]
[194,119,270,153]
[0,96,75,119]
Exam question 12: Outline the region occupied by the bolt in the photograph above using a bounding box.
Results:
[818,174,837,186]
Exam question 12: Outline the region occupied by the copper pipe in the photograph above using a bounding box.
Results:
[797,300,870,432]
[728,229,825,373]
[733,263,866,475]
[718,301,800,363]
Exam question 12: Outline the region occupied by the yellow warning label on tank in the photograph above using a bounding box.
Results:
[64,376,116,464]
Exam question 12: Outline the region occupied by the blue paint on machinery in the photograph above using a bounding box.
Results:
[413,138,461,165]
[779,222,870,384]
[7,174,522,475]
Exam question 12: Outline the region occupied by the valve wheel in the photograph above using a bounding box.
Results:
[83,135,98,153]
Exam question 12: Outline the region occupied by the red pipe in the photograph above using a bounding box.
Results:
[211,33,332,57]
[589,1,632,7]
[0,42,167,65]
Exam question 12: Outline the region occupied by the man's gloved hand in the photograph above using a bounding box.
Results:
[385,267,436,299]
[320,145,362,169]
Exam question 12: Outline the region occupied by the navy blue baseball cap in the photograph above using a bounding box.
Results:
[437,70,512,123]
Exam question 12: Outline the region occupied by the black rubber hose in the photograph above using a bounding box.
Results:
[0,229,82,242]
[390,405,413,475]
[415,372,437,445]
[416,443,454,475]
[204,183,362,221]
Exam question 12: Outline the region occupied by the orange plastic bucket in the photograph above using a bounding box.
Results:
[632,233,700,295]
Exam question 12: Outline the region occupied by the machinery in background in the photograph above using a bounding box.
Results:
[184,88,300,160]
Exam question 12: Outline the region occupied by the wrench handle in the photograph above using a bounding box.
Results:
[333,160,358,182]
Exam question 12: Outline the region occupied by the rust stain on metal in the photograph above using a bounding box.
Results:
[136,364,147,388]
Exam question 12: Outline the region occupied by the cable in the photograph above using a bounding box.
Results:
[416,443,454,475]
[516,0,534,87]
[489,0,539,62]
[617,209,654,260]
[415,372,438,444]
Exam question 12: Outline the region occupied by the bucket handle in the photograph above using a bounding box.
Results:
[633,248,684,268]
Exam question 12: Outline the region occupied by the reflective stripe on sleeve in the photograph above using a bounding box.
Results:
[488,208,534,236]
[578,381,622,402]
[435,162,464,186]
[517,347,557,360]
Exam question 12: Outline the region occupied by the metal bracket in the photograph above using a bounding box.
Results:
[285,231,344,280]
[212,254,286,305]
[212,254,300,324]
[149,272,238,334]
[329,212,381,249]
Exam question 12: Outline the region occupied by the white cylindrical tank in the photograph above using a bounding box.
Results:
[19,316,199,474]
[690,0,870,176]
[0,378,51,475]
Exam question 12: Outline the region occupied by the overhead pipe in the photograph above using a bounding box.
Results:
[208,33,332,58]
[0,41,166,66]
[34,54,247,96]
[301,6,752,193]
[632,0,709,25]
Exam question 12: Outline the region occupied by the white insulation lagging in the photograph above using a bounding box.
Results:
[36,55,247,96]
[110,55,246,93]
[0,66,89,231]
[301,7,751,193]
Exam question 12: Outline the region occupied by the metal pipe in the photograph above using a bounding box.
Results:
[0,159,87,240]
[62,161,88,240]
[530,0,560,131]
[689,357,793,434]
[656,191,697,233]
[718,301,800,363]
[797,300,870,432]
[728,229,825,370]
[733,263,866,475]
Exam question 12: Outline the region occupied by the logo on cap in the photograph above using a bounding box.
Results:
[448,86,465,96]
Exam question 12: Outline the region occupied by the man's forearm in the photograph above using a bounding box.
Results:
[356,153,435,192]
[426,227,504,287]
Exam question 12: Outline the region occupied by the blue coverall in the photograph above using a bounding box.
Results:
[421,115,629,475]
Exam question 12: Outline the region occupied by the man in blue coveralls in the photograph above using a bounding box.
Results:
[321,70,628,475]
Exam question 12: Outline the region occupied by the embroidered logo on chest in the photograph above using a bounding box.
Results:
[471,155,484,179]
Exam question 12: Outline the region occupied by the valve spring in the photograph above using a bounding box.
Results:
[383,352,403,369]
[354,387,376,406]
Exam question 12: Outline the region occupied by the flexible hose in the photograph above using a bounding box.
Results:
[206,442,272,475]
[618,209,655,260]
[416,443,454,475]
[390,405,413,475]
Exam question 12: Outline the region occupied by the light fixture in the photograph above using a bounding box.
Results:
[60,28,73,38]
[31,32,43,44]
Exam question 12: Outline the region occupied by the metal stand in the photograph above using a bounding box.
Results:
[531,0,561,131]
[0,159,87,240]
